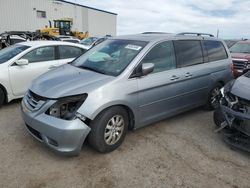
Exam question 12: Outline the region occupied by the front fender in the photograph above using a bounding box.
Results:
[79,99,138,121]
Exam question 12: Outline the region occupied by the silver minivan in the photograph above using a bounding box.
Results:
[21,33,233,155]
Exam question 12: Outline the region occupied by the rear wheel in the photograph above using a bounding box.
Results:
[0,88,5,107]
[205,83,222,110]
[88,106,128,153]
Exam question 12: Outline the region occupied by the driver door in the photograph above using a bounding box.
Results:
[137,41,185,127]
[8,46,58,96]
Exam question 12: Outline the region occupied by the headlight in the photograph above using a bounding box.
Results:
[46,94,87,120]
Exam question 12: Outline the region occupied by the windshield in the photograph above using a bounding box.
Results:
[80,37,98,46]
[230,42,250,53]
[0,44,30,64]
[72,39,147,76]
[245,70,250,77]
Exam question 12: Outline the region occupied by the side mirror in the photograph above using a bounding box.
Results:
[15,59,29,66]
[142,63,154,76]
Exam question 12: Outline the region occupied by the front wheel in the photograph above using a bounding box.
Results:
[205,84,222,110]
[88,106,128,153]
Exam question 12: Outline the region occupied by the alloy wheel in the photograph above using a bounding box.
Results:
[104,115,125,145]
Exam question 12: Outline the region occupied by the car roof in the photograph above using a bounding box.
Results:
[112,33,223,43]
[58,35,79,39]
[18,40,85,48]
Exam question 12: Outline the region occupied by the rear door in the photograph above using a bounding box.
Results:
[8,46,57,96]
[201,40,231,84]
[57,45,86,65]
[173,40,211,107]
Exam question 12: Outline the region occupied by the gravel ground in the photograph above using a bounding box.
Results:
[0,100,250,188]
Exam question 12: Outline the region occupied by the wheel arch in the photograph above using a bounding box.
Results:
[0,83,8,103]
[89,104,136,130]
[217,80,225,86]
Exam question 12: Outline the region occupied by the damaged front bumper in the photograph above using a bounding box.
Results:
[219,104,250,152]
[20,98,91,156]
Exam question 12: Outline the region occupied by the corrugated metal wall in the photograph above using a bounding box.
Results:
[0,0,117,36]
[88,9,117,36]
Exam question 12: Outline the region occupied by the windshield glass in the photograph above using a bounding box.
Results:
[245,70,250,77]
[0,44,30,64]
[230,42,250,53]
[72,39,147,76]
[80,37,98,46]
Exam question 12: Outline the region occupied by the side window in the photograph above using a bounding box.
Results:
[10,39,25,45]
[202,40,228,62]
[174,40,203,67]
[141,41,176,73]
[22,46,55,63]
[59,46,85,59]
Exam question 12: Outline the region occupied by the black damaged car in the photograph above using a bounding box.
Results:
[214,70,250,152]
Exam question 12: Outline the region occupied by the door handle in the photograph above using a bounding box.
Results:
[170,75,180,81]
[185,72,193,78]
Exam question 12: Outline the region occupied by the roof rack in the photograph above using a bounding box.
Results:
[177,32,214,37]
[142,32,169,34]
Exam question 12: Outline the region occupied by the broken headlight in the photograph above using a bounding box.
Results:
[46,94,87,120]
[220,87,225,97]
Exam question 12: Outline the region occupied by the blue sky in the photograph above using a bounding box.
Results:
[67,0,250,39]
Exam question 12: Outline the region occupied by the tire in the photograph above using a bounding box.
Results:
[88,106,129,153]
[0,88,5,107]
[205,83,223,110]
[213,108,225,127]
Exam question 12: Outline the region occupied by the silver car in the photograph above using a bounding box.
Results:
[21,33,233,155]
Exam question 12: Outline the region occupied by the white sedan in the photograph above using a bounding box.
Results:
[0,41,87,106]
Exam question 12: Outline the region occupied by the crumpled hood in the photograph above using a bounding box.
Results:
[30,64,114,99]
[231,53,250,61]
[230,76,250,101]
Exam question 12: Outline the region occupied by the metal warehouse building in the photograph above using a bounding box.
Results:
[0,0,117,36]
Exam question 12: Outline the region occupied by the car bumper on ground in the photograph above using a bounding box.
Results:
[219,104,250,152]
[21,100,91,156]
[221,105,250,133]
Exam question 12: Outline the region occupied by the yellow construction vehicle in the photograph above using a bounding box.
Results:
[39,18,89,39]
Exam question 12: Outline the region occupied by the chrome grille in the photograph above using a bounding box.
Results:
[232,58,248,70]
[24,91,46,111]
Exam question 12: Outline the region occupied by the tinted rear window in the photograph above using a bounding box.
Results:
[202,40,227,62]
[59,46,85,59]
[174,40,203,67]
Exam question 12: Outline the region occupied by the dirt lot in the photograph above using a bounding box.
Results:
[1,101,250,188]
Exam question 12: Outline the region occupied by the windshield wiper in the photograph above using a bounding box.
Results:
[80,65,106,74]
[230,51,250,54]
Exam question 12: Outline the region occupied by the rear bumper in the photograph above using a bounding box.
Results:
[21,100,91,156]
